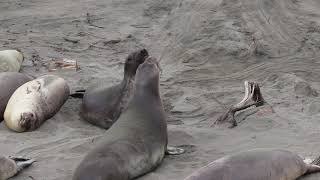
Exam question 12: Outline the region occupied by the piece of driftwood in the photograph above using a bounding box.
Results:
[212,81,266,128]
[47,58,80,72]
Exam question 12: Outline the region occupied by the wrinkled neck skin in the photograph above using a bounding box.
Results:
[117,71,136,116]
[121,70,136,93]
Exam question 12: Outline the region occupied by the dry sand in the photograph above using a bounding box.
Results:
[0,0,320,179]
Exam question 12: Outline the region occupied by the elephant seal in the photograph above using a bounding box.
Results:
[4,75,70,132]
[0,72,32,122]
[184,149,320,180]
[0,156,34,180]
[73,57,182,180]
[0,50,24,72]
[70,49,149,129]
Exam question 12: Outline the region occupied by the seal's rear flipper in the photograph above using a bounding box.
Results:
[70,90,86,98]
[306,164,320,174]
[166,146,185,155]
[303,155,320,175]
[9,156,35,172]
[311,155,320,165]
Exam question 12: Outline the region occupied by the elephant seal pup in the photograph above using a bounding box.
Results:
[0,50,24,72]
[71,49,149,129]
[184,149,320,180]
[0,156,34,180]
[73,57,182,180]
[4,75,70,132]
[0,72,32,122]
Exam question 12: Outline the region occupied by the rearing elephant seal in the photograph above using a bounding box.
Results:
[0,72,32,122]
[70,49,149,129]
[184,149,320,180]
[0,156,34,180]
[73,57,178,180]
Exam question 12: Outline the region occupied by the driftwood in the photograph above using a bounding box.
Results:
[212,81,266,128]
[47,58,80,72]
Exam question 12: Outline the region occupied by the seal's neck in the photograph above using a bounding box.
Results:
[134,77,160,99]
[117,75,135,117]
[122,73,135,89]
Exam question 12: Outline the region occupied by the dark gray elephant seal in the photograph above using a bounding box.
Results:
[70,49,149,129]
[0,156,34,180]
[0,72,32,122]
[184,149,320,180]
[73,57,182,180]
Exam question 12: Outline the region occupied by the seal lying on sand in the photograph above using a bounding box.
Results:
[0,72,32,122]
[4,75,70,132]
[184,149,320,180]
[0,50,24,72]
[0,156,34,180]
[70,49,149,129]
[73,57,183,180]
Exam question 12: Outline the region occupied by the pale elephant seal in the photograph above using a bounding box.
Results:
[184,149,320,180]
[0,72,32,121]
[70,49,149,129]
[0,156,34,180]
[73,57,183,180]
[4,75,70,132]
[0,50,24,72]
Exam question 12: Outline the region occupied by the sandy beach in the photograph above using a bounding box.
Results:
[1,0,320,179]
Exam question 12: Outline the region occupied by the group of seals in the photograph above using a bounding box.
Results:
[70,49,320,180]
[73,57,182,180]
[4,75,70,132]
[71,49,149,129]
[0,156,34,180]
[2,48,320,180]
[183,149,320,180]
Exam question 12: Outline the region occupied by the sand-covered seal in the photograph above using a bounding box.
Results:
[184,149,320,180]
[70,49,149,129]
[0,156,34,180]
[73,57,183,180]
[0,72,32,122]
[4,75,70,132]
[0,50,24,72]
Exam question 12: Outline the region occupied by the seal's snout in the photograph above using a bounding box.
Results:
[145,57,161,71]
[140,49,148,57]
[139,48,149,63]
[20,112,37,131]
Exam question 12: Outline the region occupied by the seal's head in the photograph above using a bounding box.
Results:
[5,110,39,133]
[19,112,39,131]
[135,57,161,94]
[0,156,17,180]
[124,49,149,77]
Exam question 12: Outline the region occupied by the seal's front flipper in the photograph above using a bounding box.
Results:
[70,90,86,98]
[9,156,35,172]
[166,146,185,155]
